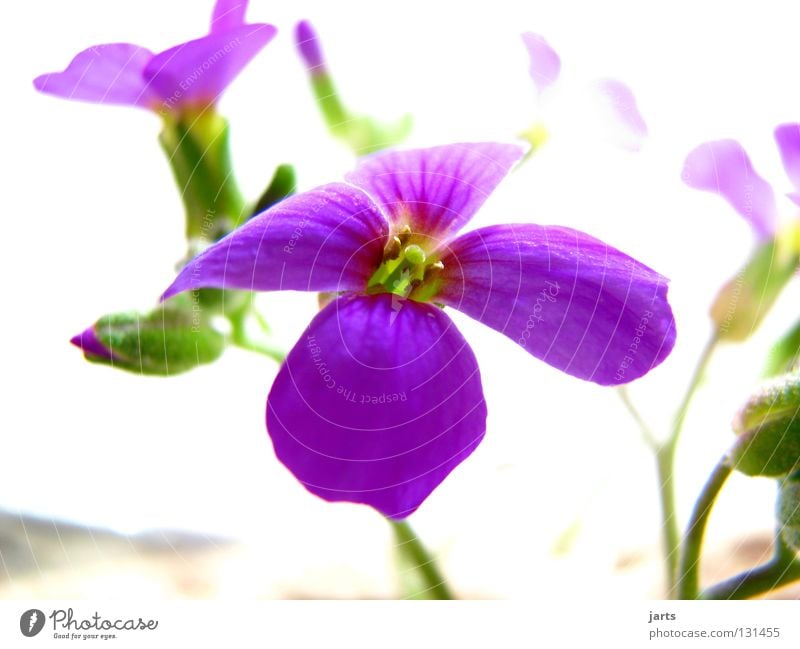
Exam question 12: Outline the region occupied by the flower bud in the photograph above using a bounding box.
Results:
[764,318,800,378]
[71,304,225,376]
[730,373,800,477]
[711,222,800,342]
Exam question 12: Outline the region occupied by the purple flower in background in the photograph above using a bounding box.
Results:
[33,0,276,113]
[681,127,800,238]
[522,31,648,152]
[163,143,676,518]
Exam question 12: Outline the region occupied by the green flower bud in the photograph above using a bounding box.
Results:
[711,223,800,342]
[71,304,225,376]
[778,472,800,553]
[730,373,800,477]
[764,318,800,378]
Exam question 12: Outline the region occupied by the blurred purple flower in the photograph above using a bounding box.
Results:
[33,0,275,113]
[522,31,648,152]
[680,127,800,239]
[163,142,676,518]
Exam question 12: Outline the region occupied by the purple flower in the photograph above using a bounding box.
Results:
[33,0,276,113]
[522,31,648,152]
[681,139,779,240]
[162,142,676,518]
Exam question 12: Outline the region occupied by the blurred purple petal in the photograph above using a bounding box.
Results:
[682,139,777,239]
[295,20,324,71]
[210,0,248,33]
[775,123,800,196]
[346,143,524,242]
[162,183,387,299]
[266,294,486,519]
[145,23,276,108]
[521,32,561,94]
[437,224,676,385]
[33,43,157,108]
[70,326,114,361]
[592,78,648,151]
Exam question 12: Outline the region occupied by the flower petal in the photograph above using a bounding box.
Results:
[33,43,157,107]
[210,0,248,33]
[345,143,525,242]
[144,23,276,108]
[775,123,800,196]
[591,78,648,152]
[436,224,676,385]
[266,294,486,518]
[295,20,325,71]
[70,326,114,361]
[521,32,561,94]
[682,139,777,239]
[162,183,388,299]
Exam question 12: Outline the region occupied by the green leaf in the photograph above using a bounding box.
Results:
[251,164,297,216]
[764,319,800,378]
[730,372,800,477]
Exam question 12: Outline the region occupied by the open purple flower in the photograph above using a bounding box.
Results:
[33,0,275,113]
[163,142,676,518]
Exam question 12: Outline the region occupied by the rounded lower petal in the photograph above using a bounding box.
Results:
[162,183,388,299]
[266,294,487,519]
[210,0,248,33]
[144,23,276,109]
[591,78,648,152]
[521,32,561,94]
[775,123,800,195]
[436,224,676,385]
[33,43,157,108]
[345,143,525,242]
[682,139,777,240]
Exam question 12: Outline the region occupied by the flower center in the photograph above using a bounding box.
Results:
[367,228,443,301]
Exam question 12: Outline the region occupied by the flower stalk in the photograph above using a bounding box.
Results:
[390,519,454,600]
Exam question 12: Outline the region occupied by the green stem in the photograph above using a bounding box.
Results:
[617,386,659,450]
[676,457,733,599]
[228,310,286,364]
[701,534,800,600]
[658,333,719,596]
[390,519,454,600]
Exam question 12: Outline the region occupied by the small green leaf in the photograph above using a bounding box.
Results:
[764,319,800,378]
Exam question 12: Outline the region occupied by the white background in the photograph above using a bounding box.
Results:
[3,0,800,598]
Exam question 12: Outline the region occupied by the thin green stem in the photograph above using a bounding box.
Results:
[677,457,733,599]
[701,535,800,599]
[228,311,286,364]
[617,386,659,450]
[390,519,454,600]
[658,333,720,596]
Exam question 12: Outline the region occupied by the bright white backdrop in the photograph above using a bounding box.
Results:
[3,0,800,597]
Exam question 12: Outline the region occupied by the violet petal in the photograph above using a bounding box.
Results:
[210,0,248,33]
[775,123,800,196]
[70,326,114,361]
[295,20,324,71]
[682,139,777,239]
[162,183,388,299]
[521,32,561,94]
[437,224,676,385]
[33,43,157,108]
[144,23,276,108]
[345,142,524,242]
[266,294,486,519]
[592,78,648,152]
